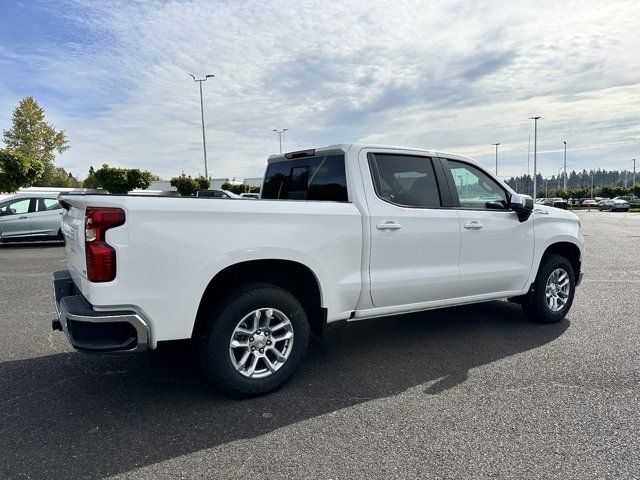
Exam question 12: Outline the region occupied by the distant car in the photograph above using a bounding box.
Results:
[0,193,64,243]
[581,199,598,206]
[240,193,260,199]
[598,199,630,212]
[540,197,568,209]
[195,189,240,199]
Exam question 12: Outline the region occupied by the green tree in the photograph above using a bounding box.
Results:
[170,173,209,196]
[0,150,42,193]
[2,97,68,186]
[195,176,210,190]
[44,167,81,188]
[93,164,153,194]
[221,182,259,195]
[83,166,100,189]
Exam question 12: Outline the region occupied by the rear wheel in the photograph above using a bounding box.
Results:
[521,254,575,323]
[198,283,309,398]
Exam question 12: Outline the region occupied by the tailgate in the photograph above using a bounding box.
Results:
[59,196,87,283]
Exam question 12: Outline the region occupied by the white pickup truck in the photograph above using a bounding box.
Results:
[53,144,585,397]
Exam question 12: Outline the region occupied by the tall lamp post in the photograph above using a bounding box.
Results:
[563,141,567,192]
[492,143,500,176]
[529,116,541,199]
[527,134,531,195]
[189,73,215,179]
[273,128,288,154]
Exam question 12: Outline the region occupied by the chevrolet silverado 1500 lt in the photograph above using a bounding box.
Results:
[52,144,585,397]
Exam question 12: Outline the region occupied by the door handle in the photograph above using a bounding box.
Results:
[376,221,402,231]
[19,216,28,220]
[464,221,483,230]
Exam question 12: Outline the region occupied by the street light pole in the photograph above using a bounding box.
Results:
[189,73,215,179]
[273,128,288,154]
[527,133,531,195]
[529,116,541,199]
[492,143,500,176]
[563,141,567,192]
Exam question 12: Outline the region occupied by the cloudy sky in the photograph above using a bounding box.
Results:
[1,0,639,181]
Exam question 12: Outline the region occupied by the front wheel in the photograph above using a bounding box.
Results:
[199,283,310,398]
[521,254,575,323]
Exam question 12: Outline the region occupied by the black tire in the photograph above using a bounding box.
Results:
[521,254,575,324]
[198,283,310,398]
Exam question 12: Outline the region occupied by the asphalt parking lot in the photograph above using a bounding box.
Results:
[1,211,638,480]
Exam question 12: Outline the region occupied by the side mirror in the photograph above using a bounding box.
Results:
[509,193,534,222]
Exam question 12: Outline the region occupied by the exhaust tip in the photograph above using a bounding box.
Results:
[52,319,63,331]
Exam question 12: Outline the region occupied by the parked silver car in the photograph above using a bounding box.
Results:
[0,193,64,243]
[598,199,630,212]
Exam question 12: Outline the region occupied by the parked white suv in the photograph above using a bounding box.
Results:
[52,144,585,397]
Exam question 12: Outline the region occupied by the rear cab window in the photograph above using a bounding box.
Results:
[262,154,348,201]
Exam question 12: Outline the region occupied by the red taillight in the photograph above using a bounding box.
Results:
[85,207,125,282]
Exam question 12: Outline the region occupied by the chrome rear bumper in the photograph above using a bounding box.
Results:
[52,270,149,352]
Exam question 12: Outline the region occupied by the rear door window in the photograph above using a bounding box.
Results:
[38,198,62,211]
[368,154,442,208]
[262,154,348,201]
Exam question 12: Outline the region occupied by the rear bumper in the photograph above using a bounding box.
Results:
[52,270,149,352]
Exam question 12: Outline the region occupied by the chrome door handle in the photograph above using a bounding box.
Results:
[376,221,402,231]
[464,221,483,230]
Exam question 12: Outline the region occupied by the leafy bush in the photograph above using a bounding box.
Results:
[221,182,260,195]
[93,164,153,194]
[170,174,210,196]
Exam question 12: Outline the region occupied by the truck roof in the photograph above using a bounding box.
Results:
[268,143,476,165]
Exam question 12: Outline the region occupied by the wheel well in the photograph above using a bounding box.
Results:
[193,260,326,338]
[542,242,581,276]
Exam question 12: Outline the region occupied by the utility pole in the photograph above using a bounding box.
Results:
[591,170,594,198]
[189,73,215,179]
[492,143,500,176]
[529,116,541,199]
[563,141,567,192]
[273,128,288,154]
[633,158,637,188]
[527,134,531,195]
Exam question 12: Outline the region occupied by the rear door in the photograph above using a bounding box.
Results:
[439,157,534,296]
[31,198,64,236]
[362,150,461,308]
[0,198,33,238]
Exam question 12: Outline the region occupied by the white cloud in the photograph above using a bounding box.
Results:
[1,0,639,180]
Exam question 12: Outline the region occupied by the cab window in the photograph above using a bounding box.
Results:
[262,155,348,201]
[38,198,62,211]
[446,160,508,210]
[368,154,442,208]
[0,198,31,216]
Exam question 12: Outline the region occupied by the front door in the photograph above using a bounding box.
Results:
[441,158,534,297]
[362,151,461,308]
[0,198,33,238]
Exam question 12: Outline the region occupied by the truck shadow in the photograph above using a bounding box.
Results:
[0,301,568,479]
